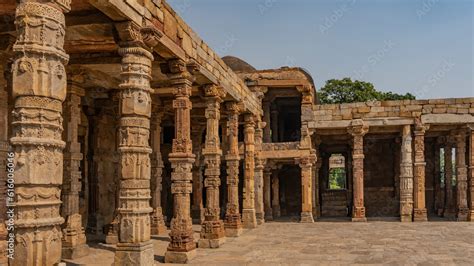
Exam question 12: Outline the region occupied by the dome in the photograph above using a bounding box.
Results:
[222,56,257,72]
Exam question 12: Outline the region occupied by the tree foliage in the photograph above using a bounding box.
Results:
[318,78,415,104]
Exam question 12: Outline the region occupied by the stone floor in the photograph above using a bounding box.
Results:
[64,219,474,265]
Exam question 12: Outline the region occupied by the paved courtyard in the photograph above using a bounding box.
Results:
[65,220,474,265]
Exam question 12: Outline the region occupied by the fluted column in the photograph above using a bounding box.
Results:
[297,155,317,223]
[444,139,456,218]
[242,114,257,228]
[10,1,70,264]
[272,171,281,218]
[468,126,474,221]
[454,129,469,221]
[224,102,243,237]
[62,82,89,258]
[191,125,205,224]
[399,125,414,222]
[264,167,273,221]
[165,59,196,263]
[113,45,155,264]
[199,85,226,248]
[150,108,167,235]
[413,120,428,222]
[348,120,368,222]
[254,119,266,225]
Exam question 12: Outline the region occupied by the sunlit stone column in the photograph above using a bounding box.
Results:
[242,114,257,228]
[313,137,322,219]
[150,107,167,235]
[10,1,70,264]
[165,59,196,263]
[413,120,428,222]
[113,45,155,265]
[468,125,474,221]
[297,155,316,223]
[399,125,414,222]
[348,120,368,222]
[454,129,469,221]
[224,102,243,237]
[62,81,89,258]
[263,167,273,221]
[272,171,281,218]
[263,100,271,143]
[199,85,226,248]
[254,119,266,225]
[444,139,456,218]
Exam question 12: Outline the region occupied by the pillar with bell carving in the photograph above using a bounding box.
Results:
[224,102,243,237]
[61,81,89,259]
[242,114,257,228]
[10,1,70,264]
[413,120,428,222]
[165,59,196,263]
[198,84,226,248]
[399,125,414,222]
[454,129,469,221]
[348,120,368,222]
[297,155,316,223]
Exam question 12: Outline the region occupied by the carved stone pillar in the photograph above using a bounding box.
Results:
[191,125,205,224]
[271,107,278,142]
[348,120,368,222]
[399,125,414,222]
[150,108,167,235]
[10,1,70,264]
[313,137,322,219]
[468,126,474,221]
[434,137,444,216]
[224,102,243,237]
[264,167,273,221]
[62,82,89,258]
[272,171,281,218]
[454,129,469,221]
[254,119,266,225]
[413,120,428,222]
[0,64,10,265]
[444,139,456,218]
[198,85,226,248]
[242,114,257,228]
[297,155,316,223]
[113,44,155,264]
[165,59,196,263]
[263,101,271,143]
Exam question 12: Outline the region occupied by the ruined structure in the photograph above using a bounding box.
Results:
[0,0,473,265]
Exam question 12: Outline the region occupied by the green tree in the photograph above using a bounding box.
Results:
[318,78,415,104]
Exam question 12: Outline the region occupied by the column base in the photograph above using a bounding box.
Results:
[242,209,257,229]
[352,207,366,222]
[468,211,474,221]
[400,214,413,222]
[199,219,226,248]
[256,212,265,225]
[165,249,197,264]
[413,208,428,222]
[224,227,243,237]
[114,241,154,266]
[105,234,119,244]
[224,213,243,237]
[151,209,168,235]
[351,217,367,222]
[62,243,89,259]
[457,208,469,221]
[272,208,281,218]
[300,212,314,223]
[198,237,226,248]
[264,214,273,221]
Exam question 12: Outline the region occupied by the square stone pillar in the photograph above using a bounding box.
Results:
[444,139,456,218]
[150,107,167,235]
[254,119,266,225]
[296,155,317,223]
[264,167,273,221]
[198,85,226,248]
[399,125,414,222]
[348,120,369,222]
[313,137,322,219]
[413,120,429,222]
[62,81,89,259]
[165,59,196,263]
[454,129,469,221]
[10,1,70,265]
[272,171,281,218]
[242,114,257,228]
[224,102,243,237]
[468,126,474,221]
[191,125,205,224]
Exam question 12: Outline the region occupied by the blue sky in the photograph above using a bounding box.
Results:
[168,0,473,99]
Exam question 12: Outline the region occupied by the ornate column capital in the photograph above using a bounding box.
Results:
[413,118,429,135]
[115,21,162,50]
[347,119,369,137]
[296,154,317,169]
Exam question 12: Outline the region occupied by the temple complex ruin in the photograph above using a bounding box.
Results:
[0,0,473,265]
